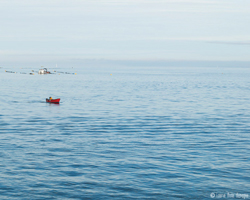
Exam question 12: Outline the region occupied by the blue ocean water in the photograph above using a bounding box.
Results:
[0,65,250,199]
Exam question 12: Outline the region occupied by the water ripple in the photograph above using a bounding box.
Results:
[1,66,250,199]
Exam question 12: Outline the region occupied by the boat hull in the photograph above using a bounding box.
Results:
[46,98,60,103]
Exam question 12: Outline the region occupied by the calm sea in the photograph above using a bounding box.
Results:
[0,65,250,199]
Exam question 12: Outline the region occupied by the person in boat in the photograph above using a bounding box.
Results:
[49,97,52,100]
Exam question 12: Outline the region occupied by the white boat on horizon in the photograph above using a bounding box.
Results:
[38,68,50,74]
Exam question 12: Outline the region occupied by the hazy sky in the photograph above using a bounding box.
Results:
[1,0,250,64]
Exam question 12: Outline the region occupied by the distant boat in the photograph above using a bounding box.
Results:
[38,68,51,74]
[46,98,60,104]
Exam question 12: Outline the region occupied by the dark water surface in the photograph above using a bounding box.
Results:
[0,65,250,199]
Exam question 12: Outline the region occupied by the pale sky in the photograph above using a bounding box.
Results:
[1,0,250,65]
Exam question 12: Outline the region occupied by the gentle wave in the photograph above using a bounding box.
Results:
[1,66,250,199]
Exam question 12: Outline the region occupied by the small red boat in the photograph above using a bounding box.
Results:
[46,98,60,104]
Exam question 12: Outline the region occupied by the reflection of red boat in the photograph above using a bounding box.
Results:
[46,98,60,104]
